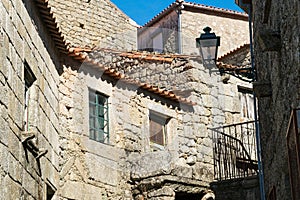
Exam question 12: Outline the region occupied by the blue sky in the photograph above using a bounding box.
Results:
[110,0,244,25]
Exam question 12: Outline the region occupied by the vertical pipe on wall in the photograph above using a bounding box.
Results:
[248,4,266,200]
[177,10,182,54]
[177,2,184,54]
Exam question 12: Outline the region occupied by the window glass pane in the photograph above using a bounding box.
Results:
[89,103,96,116]
[89,90,109,143]
[89,90,96,102]
[149,112,169,148]
[150,119,164,146]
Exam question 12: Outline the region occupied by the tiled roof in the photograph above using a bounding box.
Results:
[142,1,248,27]
[218,43,250,61]
[33,0,195,106]
[68,48,196,106]
[33,0,70,54]
[119,52,191,63]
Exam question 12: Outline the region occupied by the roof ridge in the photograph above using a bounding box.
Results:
[183,1,247,16]
[141,0,248,27]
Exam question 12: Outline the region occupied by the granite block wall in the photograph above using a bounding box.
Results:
[0,0,61,199]
[48,0,138,50]
[252,0,300,199]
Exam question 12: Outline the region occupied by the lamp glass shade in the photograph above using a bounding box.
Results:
[196,27,220,65]
[199,38,219,61]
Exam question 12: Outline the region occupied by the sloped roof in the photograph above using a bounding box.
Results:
[142,0,248,27]
[218,43,250,62]
[31,0,195,106]
[33,0,69,54]
[216,43,252,80]
[68,48,196,106]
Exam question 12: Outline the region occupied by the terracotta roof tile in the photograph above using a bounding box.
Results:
[68,48,196,106]
[218,43,250,61]
[32,1,195,106]
[119,51,190,63]
[217,62,251,74]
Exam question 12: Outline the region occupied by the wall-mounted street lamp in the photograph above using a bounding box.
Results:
[196,27,220,66]
[196,18,265,200]
[196,26,255,83]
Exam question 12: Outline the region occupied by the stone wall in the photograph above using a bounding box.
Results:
[252,0,300,199]
[58,64,187,199]
[181,10,249,56]
[137,5,249,56]
[0,0,61,199]
[211,176,260,200]
[57,49,254,199]
[48,0,138,50]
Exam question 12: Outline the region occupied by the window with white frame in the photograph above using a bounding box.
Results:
[149,111,170,151]
[89,89,109,143]
[23,62,36,131]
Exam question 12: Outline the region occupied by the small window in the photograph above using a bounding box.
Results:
[89,89,109,143]
[149,111,169,151]
[46,182,55,200]
[23,62,36,131]
[152,32,163,53]
[238,86,254,119]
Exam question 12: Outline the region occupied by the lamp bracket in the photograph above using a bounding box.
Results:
[219,67,255,83]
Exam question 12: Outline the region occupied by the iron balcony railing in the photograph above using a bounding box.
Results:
[212,121,258,181]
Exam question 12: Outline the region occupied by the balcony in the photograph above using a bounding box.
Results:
[212,121,258,181]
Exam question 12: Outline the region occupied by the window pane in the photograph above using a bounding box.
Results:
[89,90,109,143]
[149,112,169,148]
[150,119,164,146]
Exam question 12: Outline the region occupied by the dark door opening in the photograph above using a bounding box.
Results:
[175,192,204,200]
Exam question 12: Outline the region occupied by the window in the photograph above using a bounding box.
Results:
[23,62,36,131]
[149,111,169,151]
[152,32,163,53]
[46,182,55,200]
[89,90,109,143]
[238,86,254,119]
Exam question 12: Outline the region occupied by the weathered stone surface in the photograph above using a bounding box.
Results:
[48,0,138,50]
[1,0,255,199]
[211,176,259,200]
[0,0,61,199]
[253,0,299,199]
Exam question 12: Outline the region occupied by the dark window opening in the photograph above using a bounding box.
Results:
[23,62,36,131]
[46,183,55,200]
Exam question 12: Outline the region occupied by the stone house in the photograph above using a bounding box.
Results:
[138,0,249,56]
[0,0,258,199]
[0,0,66,199]
[249,0,299,199]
